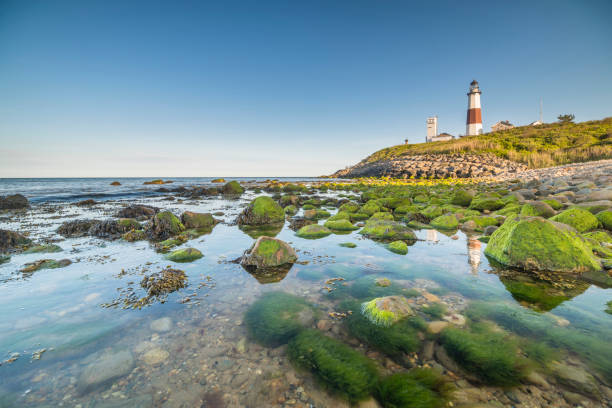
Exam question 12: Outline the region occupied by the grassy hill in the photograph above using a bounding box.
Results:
[365,117,612,168]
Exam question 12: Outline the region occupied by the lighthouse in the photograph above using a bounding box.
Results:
[466,80,483,136]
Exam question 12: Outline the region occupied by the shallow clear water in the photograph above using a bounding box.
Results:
[0,183,611,407]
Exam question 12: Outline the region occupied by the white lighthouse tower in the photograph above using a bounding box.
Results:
[466,80,483,136]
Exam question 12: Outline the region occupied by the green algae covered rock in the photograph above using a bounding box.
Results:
[165,247,203,263]
[284,205,297,215]
[551,207,599,233]
[245,292,316,347]
[324,219,358,231]
[420,205,444,220]
[288,329,378,402]
[387,240,408,255]
[296,224,332,239]
[24,244,62,254]
[451,189,474,207]
[222,180,244,195]
[240,236,297,269]
[520,201,555,218]
[484,216,600,273]
[122,229,147,242]
[543,198,564,210]
[370,212,394,221]
[180,211,216,229]
[375,369,454,408]
[440,324,530,386]
[117,218,141,231]
[350,212,371,221]
[339,202,360,213]
[238,196,285,226]
[327,211,351,221]
[430,214,459,230]
[360,219,416,241]
[597,210,612,230]
[360,201,381,216]
[469,195,504,211]
[148,211,185,241]
[361,295,414,327]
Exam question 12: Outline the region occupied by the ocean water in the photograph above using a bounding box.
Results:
[0,179,610,407]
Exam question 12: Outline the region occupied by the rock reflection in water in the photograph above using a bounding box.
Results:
[240,263,293,284]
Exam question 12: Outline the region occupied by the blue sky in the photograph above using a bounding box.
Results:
[1,0,611,177]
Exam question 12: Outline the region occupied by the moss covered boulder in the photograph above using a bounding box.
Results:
[430,214,459,230]
[122,229,147,242]
[165,247,203,263]
[221,180,244,195]
[296,224,332,239]
[237,196,285,226]
[284,205,297,215]
[148,211,185,241]
[180,211,216,229]
[324,219,358,231]
[327,211,351,221]
[361,295,414,327]
[451,189,474,207]
[469,195,504,211]
[597,210,612,230]
[245,292,316,347]
[339,202,360,213]
[360,201,381,216]
[387,240,408,255]
[288,329,378,402]
[551,207,599,233]
[520,201,555,218]
[360,219,416,241]
[484,216,600,273]
[240,236,297,269]
[370,212,394,221]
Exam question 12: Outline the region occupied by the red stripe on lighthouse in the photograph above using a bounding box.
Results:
[467,108,482,124]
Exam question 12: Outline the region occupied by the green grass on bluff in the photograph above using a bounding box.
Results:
[365,118,612,168]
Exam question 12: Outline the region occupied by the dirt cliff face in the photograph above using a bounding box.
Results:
[331,153,527,179]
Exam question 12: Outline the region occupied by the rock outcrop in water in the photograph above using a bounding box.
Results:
[240,236,297,269]
[237,196,285,226]
[484,216,601,273]
[146,211,185,241]
[0,194,29,210]
[0,229,31,252]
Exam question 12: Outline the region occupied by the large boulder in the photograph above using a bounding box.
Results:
[237,196,284,226]
[147,211,185,241]
[451,189,474,207]
[0,229,31,252]
[180,211,216,229]
[484,216,600,273]
[0,194,29,210]
[597,210,612,231]
[240,236,297,269]
[222,181,244,195]
[430,214,459,230]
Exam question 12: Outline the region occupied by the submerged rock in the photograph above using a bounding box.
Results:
[165,247,203,263]
[21,259,71,273]
[24,244,62,254]
[361,295,413,327]
[150,317,172,332]
[240,236,297,269]
[77,350,134,394]
[0,229,31,251]
[484,216,600,273]
[0,194,29,210]
[237,196,285,226]
[141,347,169,366]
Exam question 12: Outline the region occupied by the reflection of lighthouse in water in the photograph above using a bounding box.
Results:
[467,237,481,274]
[426,229,438,242]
